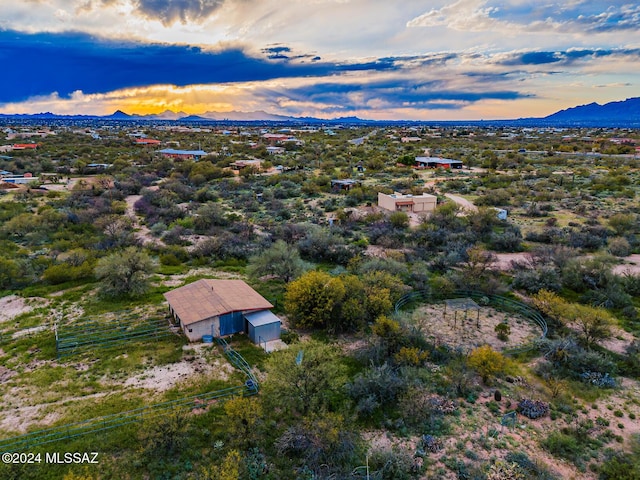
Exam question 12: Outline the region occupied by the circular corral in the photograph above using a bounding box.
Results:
[395,290,547,352]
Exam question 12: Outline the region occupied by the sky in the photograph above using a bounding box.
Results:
[1,1,639,120]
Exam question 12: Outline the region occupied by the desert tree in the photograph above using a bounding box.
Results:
[467,345,507,384]
[247,240,311,283]
[223,396,263,449]
[284,270,345,329]
[533,290,614,348]
[262,340,348,417]
[139,411,190,458]
[94,247,154,298]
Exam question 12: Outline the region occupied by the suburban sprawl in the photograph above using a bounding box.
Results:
[1,118,640,480]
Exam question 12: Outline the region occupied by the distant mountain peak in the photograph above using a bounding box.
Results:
[109,110,131,118]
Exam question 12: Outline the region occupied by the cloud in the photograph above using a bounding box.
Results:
[133,0,225,25]
[514,52,562,65]
[500,48,640,67]
[406,0,502,31]
[0,29,401,103]
[263,79,530,114]
[572,4,640,33]
[407,1,640,36]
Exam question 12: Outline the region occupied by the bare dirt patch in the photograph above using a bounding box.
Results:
[411,302,542,352]
[0,295,49,324]
[492,252,533,271]
[0,405,60,434]
[0,391,109,434]
[600,326,636,355]
[612,254,640,275]
[123,344,234,392]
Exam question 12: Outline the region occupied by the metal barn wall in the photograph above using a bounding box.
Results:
[248,321,281,344]
[219,311,244,336]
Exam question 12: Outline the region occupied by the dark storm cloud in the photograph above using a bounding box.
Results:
[0,29,400,103]
[134,0,225,25]
[263,46,291,54]
[271,80,530,112]
[501,48,640,66]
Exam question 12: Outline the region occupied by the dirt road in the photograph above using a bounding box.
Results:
[444,193,478,212]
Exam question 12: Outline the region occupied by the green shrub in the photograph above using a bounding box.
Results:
[42,261,94,284]
[608,237,631,257]
[599,453,640,479]
[504,452,558,480]
[542,432,581,463]
[368,447,415,480]
[495,322,510,341]
[159,253,182,266]
[280,329,299,344]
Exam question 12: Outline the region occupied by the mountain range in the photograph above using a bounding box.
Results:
[1,98,639,127]
[538,97,640,126]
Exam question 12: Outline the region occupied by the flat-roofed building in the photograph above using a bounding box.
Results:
[158,148,207,160]
[378,191,437,213]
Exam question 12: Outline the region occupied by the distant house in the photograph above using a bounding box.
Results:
[331,179,359,191]
[266,146,286,155]
[164,279,281,344]
[135,138,161,145]
[414,156,463,169]
[12,143,39,150]
[1,172,38,184]
[230,159,261,170]
[262,133,303,146]
[378,191,437,213]
[158,148,207,160]
[85,163,111,172]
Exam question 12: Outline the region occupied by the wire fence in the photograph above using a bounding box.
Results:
[216,336,258,388]
[394,289,548,353]
[55,315,175,358]
[1,336,258,451]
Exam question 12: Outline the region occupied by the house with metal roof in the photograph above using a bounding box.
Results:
[415,156,463,169]
[163,279,281,344]
[135,138,161,145]
[331,179,360,191]
[158,148,207,160]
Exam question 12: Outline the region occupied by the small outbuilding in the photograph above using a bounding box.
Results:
[244,310,282,344]
[331,179,360,191]
[164,279,281,344]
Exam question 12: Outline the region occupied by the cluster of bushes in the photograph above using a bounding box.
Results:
[285,270,408,333]
[535,337,618,386]
[518,399,550,419]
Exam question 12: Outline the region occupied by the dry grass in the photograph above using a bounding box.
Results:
[411,303,541,352]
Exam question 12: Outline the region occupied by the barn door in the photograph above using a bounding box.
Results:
[219,311,244,336]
